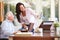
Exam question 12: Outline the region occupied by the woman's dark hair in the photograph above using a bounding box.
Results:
[16,2,25,22]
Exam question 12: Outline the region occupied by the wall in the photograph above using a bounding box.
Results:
[0,1,4,24]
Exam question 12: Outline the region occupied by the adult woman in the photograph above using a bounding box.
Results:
[16,2,38,32]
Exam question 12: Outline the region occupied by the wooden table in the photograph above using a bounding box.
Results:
[9,32,60,40]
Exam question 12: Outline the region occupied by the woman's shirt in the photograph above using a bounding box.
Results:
[20,8,38,29]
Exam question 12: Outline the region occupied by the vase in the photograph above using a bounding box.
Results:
[56,27,60,36]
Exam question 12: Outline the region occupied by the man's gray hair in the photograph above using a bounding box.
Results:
[6,11,14,19]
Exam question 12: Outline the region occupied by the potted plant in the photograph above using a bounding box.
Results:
[54,22,59,28]
[54,22,59,31]
[54,22,60,35]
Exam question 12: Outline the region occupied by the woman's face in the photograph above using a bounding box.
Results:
[19,5,25,12]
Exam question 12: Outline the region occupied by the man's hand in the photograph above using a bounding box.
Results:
[13,30,21,34]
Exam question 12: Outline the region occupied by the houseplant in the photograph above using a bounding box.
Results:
[54,22,60,35]
[54,22,59,31]
[54,22,59,28]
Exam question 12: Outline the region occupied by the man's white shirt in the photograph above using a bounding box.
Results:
[1,19,15,38]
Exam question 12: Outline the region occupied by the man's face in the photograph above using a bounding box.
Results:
[8,15,14,21]
[19,5,25,12]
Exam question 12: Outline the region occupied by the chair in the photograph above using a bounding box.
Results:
[0,25,8,40]
[39,21,54,32]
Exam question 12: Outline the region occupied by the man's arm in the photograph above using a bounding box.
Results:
[1,21,16,35]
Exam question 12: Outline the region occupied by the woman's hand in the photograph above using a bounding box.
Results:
[22,24,28,29]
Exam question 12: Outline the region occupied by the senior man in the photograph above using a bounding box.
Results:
[1,11,20,40]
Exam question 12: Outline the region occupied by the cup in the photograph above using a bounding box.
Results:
[39,28,43,33]
[39,28,43,36]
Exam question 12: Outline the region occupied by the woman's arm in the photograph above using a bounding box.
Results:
[28,23,34,32]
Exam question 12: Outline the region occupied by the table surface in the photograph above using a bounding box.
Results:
[9,32,60,38]
[9,32,60,40]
